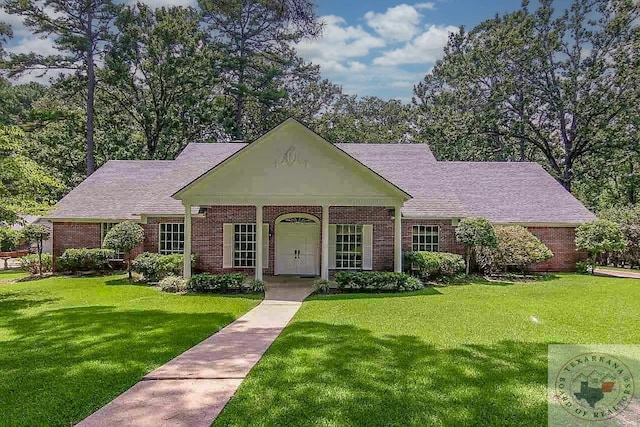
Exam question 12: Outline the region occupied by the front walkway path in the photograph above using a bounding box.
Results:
[77,278,314,427]
[594,268,640,279]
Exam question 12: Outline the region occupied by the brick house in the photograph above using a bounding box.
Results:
[46,118,595,280]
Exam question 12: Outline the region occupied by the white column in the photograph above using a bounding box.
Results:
[394,205,402,273]
[255,204,263,281]
[321,204,329,280]
[183,204,192,280]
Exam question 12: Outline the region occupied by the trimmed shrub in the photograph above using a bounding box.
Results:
[575,260,589,274]
[404,252,465,281]
[133,252,194,282]
[19,253,53,274]
[57,248,115,272]
[188,273,245,293]
[333,271,423,292]
[476,226,553,274]
[102,221,144,280]
[246,279,265,293]
[313,279,331,294]
[159,275,188,293]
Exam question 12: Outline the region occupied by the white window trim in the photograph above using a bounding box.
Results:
[158,223,185,255]
[102,222,124,260]
[335,224,363,270]
[233,223,257,268]
[412,225,440,252]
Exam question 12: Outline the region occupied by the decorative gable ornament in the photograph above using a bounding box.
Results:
[274,146,309,168]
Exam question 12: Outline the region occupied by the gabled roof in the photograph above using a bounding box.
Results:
[171,118,412,202]
[46,128,595,224]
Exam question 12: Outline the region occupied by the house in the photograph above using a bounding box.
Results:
[46,118,595,280]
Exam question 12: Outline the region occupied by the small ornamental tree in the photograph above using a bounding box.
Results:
[102,221,144,281]
[21,223,50,275]
[575,220,626,274]
[455,217,498,274]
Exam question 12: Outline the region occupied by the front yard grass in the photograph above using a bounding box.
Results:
[215,274,640,426]
[0,269,29,283]
[0,274,259,426]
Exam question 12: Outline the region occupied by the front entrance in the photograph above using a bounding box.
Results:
[275,214,320,276]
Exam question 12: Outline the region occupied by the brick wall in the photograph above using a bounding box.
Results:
[528,227,586,272]
[53,222,102,258]
[52,214,586,274]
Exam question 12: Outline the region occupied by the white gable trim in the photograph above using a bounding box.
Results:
[172,118,412,203]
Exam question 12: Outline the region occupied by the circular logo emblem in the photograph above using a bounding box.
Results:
[554,352,635,421]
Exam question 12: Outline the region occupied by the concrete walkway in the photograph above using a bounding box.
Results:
[594,268,640,279]
[77,278,314,427]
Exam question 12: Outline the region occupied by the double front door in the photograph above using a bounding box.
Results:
[275,221,320,276]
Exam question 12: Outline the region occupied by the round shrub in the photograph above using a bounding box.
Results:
[0,227,20,252]
[246,279,265,293]
[133,252,195,282]
[159,275,187,293]
[313,279,331,294]
[476,226,553,274]
[188,273,246,293]
[404,252,465,281]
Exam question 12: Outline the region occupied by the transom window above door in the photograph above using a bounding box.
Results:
[280,217,316,223]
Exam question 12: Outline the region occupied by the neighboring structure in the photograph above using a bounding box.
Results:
[12,215,53,254]
[46,119,595,279]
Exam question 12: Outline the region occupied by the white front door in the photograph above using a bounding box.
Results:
[276,221,320,276]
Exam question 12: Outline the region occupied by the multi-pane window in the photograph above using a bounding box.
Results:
[234,224,256,267]
[412,225,439,252]
[335,224,363,269]
[159,223,185,255]
[102,222,124,260]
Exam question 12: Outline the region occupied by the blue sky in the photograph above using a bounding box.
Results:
[1,0,573,100]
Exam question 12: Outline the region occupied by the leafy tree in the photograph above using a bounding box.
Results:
[599,205,640,268]
[575,219,626,273]
[476,225,553,273]
[455,217,498,275]
[0,125,62,223]
[0,78,47,125]
[3,0,120,176]
[199,0,322,139]
[0,20,11,59]
[0,226,20,252]
[414,0,640,192]
[21,223,50,275]
[102,221,144,281]
[102,4,222,159]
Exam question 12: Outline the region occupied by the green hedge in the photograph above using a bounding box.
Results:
[333,271,423,292]
[57,248,115,272]
[188,273,246,293]
[133,252,195,282]
[404,252,465,281]
[19,253,53,274]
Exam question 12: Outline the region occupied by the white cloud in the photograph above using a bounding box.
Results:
[415,2,436,10]
[364,4,424,42]
[295,15,385,73]
[373,24,458,65]
[6,36,59,56]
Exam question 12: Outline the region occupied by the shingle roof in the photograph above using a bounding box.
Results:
[47,142,595,224]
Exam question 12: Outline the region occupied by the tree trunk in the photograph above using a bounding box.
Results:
[562,155,573,192]
[85,12,97,176]
[465,250,471,275]
[127,253,132,281]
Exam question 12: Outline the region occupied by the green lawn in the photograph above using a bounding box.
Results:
[0,274,259,426]
[215,274,640,427]
[0,269,29,283]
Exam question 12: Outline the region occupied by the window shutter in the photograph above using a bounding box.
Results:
[262,223,269,268]
[328,224,337,269]
[362,224,373,270]
[223,223,234,268]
